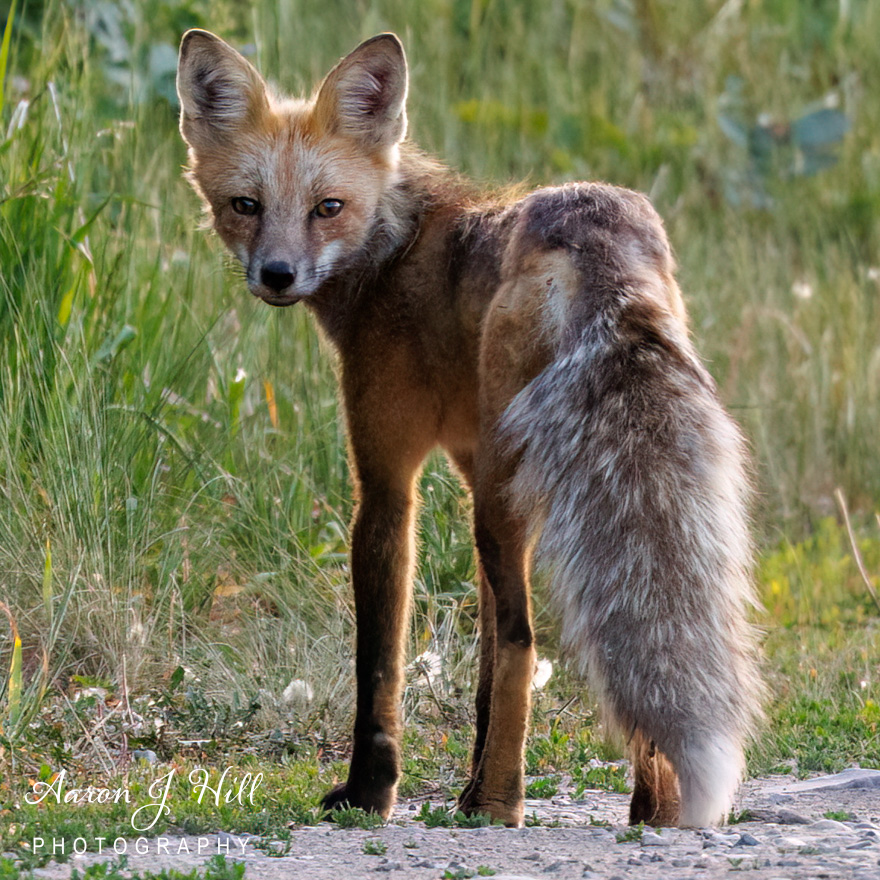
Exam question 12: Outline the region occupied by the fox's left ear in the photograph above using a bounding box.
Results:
[314,33,408,150]
[177,29,270,147]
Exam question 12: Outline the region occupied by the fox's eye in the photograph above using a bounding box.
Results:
[314,198,344,219]
[231,197,260,216]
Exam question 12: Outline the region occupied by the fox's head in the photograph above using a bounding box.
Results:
[176,31,408,306]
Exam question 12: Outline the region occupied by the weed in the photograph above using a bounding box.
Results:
[362,838,387,856]
[525,775,560,799]
[574,764,631,796]
[416,802,454,828]
[452,810,496,829]
[616,822,645,843]
[57,855,247,879]
[332,807,385,830]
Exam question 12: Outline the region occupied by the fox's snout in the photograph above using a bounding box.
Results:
[261,261,295,292]
[257,260,297,300]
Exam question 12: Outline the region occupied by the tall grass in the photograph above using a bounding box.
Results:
[0,0,878,745]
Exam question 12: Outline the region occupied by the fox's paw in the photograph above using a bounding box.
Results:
[457,779,524,828]
[320,782,395,820]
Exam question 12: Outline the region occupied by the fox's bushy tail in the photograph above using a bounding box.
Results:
[500,190,761,826]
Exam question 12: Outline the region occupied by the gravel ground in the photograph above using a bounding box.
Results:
[30,769,880,879]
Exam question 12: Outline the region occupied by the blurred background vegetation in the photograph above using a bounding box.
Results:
[1,0,880,787]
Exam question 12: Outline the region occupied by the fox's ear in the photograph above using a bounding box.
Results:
[177,29,269,146]
[314,33,408,150]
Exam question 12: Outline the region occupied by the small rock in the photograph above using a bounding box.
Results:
[783,768,880,792]
[132,749,158,764]
[775,809,812,825]
[587,829,616,843]
[493,874,537,880]
[641,830,673,846]
[491,876,544,880]
[671,859,692,867]
[735,832,761,846]
[810,818,851,832]
[702,830,738,847]
[776,836,807,848]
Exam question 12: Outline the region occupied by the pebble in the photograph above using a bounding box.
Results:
[809,818,851,832]
[776,835,808,848]
[702,830,739,846]
[776,808,812,824]
[781,768,880,792]
[131,748,158,764]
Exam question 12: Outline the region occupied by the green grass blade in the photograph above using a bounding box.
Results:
[0,602,22,732]
[42,539,53,629]
[0,0,17,118]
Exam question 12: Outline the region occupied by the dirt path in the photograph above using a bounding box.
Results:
[31,770,880,879]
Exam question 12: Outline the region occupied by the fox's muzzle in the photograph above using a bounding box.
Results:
[261,261,296,293]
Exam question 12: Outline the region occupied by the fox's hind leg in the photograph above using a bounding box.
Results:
[457,264,555,827]
[457,490,534,827]
[629,730,681,826]
[470,565,497,774]
[448,453,498,778]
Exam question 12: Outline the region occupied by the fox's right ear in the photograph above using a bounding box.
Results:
[176,29,269,147]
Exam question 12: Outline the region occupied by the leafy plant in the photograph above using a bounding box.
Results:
[362,839,387,855]
[616,822,645,843]
[525,775,559,799]
[332,807,385,830]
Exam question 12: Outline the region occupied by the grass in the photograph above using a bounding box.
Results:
[4,855,246,880]
[1,0,879,864]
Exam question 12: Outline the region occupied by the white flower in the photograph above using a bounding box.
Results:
[281,679,314,706]
[792,280,813,300]
[532,657,553,690]
[407,651,442,687]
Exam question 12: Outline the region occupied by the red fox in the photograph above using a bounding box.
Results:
[176,30,762,828]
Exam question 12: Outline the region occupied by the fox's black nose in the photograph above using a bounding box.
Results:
[261,261,296,292]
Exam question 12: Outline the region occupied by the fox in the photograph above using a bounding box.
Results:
[176,29,762,828]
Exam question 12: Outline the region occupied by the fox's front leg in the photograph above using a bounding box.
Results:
[321,359,436,819]
[321,476,419,817]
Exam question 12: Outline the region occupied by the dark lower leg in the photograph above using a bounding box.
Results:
[322,485,415,817]
[629,730,681,826]
[471,567,496,775]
